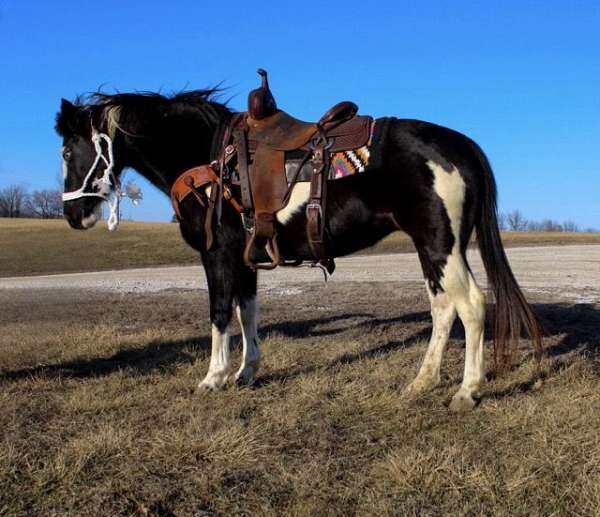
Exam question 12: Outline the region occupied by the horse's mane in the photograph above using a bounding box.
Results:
[56,87,231,138]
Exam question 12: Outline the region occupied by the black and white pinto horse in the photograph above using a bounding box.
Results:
[56,89,541,411]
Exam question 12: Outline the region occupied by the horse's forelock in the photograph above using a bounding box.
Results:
[55,101,92,138]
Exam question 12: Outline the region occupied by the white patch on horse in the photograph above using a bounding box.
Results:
[235,297,261,385]
[426,160,486,411]
[275,182,310,225]
[427,161,465,245]
[61,147,68,179]
[81,203,102,229]
[198,323,231,391]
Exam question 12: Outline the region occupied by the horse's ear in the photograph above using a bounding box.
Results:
[56,98,78,136]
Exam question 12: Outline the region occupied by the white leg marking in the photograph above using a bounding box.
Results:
[275,182,310,225]
[405,286,456,396]
[235,297,261,386]
[198,323,231,391]
[427,160,486,411]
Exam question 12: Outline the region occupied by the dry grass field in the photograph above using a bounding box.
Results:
[2,218,600,277]
[1,280,600,515]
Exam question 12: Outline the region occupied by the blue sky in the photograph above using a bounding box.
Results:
[1,0,599,228]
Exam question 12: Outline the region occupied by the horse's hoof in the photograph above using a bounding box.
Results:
[234,368,256,388]
[197,376,228,393]
[449,393,477,412]
[402,377,440,399]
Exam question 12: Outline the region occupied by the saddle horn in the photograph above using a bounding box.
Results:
[248,68,277,120]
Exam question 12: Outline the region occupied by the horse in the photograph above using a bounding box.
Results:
[56,84,541,411]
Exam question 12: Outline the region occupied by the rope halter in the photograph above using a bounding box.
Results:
[62,128,122,231]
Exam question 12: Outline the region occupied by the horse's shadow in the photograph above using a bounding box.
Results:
[0,311,430,383]
[2,303,599,389]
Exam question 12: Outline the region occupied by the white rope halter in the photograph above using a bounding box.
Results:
[62,129,121,231]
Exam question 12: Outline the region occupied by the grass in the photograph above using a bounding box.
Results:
[1,283,599,515]
[1,218,600,277]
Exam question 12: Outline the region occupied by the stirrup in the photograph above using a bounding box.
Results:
[243,231,281,270]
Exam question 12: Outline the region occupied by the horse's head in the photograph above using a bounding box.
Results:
[56,98,121,230]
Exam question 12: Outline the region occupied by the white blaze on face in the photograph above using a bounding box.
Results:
[275,182,311,225]
[61,146,68,180]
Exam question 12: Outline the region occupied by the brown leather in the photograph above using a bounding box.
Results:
[303,115,372,152]
[248,69,277,120]
[250,143,288,238]
[318,101,358,126]
[170,165,218,219]
[247,110,317,151]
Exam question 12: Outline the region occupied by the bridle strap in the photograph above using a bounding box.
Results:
[62,128,122,231]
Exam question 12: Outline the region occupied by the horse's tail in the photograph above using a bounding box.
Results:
[471,142,543,368]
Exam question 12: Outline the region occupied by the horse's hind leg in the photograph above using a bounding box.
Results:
[402,160,485,409]
[444,256,486,411]
[404,285,456,395]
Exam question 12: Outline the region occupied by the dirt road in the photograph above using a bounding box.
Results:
[2,245,599,302]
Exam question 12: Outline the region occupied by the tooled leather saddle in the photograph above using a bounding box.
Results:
[171,69,373,271]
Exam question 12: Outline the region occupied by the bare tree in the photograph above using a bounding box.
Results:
[0,184,28,217]
[497,212,507,231]
[540,219,563,232]
[507,209,528,231]
[25,189,63,218]
[562,220,579,232]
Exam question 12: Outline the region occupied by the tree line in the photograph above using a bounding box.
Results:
[0,184,62,219]
[498,210,595,233]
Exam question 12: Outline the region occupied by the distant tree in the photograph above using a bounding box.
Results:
[497,212,507,231]
[507,210,528,231]
[540,219,563,232]
[0,184,28,217]
[562,220,579,232]
[25,188,63,218]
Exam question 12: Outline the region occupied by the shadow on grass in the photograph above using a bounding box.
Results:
[2,303,599,389]
[485,303,600,400]
[0,311,429,383]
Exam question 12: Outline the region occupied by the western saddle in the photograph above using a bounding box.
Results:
[171,69,372,271]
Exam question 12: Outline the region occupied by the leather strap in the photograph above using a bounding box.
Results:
[306,131,330,259]
[233,128,253,213]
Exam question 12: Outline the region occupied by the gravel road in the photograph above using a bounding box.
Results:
[2,245,599,303]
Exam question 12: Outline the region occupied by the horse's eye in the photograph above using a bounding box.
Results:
[62,149,72,161]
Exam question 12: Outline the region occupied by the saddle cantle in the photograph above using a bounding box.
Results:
[172,69,374,272]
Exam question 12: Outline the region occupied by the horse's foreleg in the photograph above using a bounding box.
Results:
[234,296,261,386]
[198,255,235,391]
[198,321,233,391]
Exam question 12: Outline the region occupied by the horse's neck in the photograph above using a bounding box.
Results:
[119,116,227,195]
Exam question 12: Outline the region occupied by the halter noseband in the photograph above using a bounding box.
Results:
[62,128,122,231]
